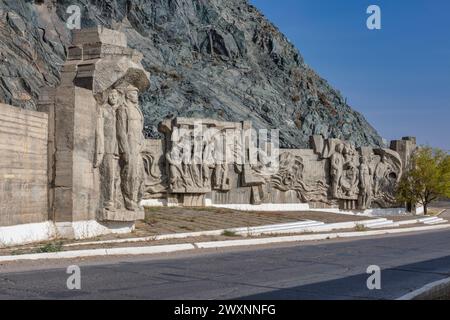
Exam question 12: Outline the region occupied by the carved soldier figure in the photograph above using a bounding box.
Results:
[117,85,145,211]
[95,89,121,212]
[374,154,390,196]
[358,156,373,209]
[330,144,345,198]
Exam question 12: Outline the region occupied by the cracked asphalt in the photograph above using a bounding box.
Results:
[1,218,450,300]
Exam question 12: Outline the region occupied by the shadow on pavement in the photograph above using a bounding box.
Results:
[237,255,450,300]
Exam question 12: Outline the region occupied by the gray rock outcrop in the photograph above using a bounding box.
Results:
[0,0,383,148]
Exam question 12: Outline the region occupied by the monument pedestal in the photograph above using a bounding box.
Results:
[99,208,144,222]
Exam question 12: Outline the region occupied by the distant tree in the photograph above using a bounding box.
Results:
[396,147,450,215]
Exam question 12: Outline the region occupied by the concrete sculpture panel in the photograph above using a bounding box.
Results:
[143,124,413,211]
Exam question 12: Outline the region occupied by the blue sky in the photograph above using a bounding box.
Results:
[251,0,450,150]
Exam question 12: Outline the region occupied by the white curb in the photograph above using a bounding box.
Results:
[1,224,449,262]
[195,224,450,249]
[397,277,450,300]
[0,244,195,262]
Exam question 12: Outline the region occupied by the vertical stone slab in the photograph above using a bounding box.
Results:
[72,86,100,221]
[0,103,48,226]
[390,137,417,171]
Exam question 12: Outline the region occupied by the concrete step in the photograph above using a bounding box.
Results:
[423,218,448,225]
[367,222,400,229]
[250,219,388,235]
[238,220,325,235]
[417,216,447,225]
[419,217,441,223]
[397,219,421,226]
[364,219,398,229]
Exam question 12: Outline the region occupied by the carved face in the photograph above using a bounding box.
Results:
[126,89,139,104]
[108,90,119,106]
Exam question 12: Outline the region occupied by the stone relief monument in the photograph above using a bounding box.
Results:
[142,119,413,211]
[0,26,419,246]
[37,26,150,237]
[31,26,417,239]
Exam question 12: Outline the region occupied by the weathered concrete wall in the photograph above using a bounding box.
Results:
[0,103,48,227]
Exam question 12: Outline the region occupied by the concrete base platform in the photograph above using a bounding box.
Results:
[211,203,311,212]
[0,222,56,247]
[0,220,135,247]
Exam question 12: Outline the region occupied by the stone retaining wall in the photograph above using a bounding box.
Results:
[0,103,48,227]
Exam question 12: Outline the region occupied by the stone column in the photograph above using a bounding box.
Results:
[42,27,149,238]
[390,137,417,171]
[390,137,418,213]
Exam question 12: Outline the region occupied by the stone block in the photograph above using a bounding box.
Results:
[72,26,127,48]
[67,46,82,61]
[99,209,145,222]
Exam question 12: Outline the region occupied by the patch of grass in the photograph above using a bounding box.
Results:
[222,230,239,237]
[10,250,26,256]
[354,224,368,232]
[144,217,159,225]
[186,207,216,212]
[145,207,162,213]
[35,241,63,253]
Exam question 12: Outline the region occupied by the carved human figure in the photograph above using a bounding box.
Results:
[166,133,191,190]
[203,131,228,190]
[374,154,390,196]
[330,144,345,198]
[358,156,373,209]
[341,163,359,197]
[116,85,145,211]
[342,145,359,197]
[95,89,121,211]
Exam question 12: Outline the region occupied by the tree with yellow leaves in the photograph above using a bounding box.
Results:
[397,147,450,215]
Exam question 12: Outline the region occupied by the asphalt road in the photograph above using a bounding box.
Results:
[1,227,450,300]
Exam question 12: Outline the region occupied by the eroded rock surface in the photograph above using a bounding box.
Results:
[0,0,383,148]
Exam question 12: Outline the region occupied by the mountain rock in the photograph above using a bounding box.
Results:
[0,0,383,148]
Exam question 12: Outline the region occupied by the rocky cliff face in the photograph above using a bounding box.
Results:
[0,0,383,148]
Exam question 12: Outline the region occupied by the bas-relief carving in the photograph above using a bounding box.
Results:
[141,124,405,210]
[165,131,213,193]
[94,84,145,219]
[312,136,403,209]
[326,140,360,200]
[142,140,169,198]
[371,149,402,207]
[95,89,121,212]
[160,120,244,195]
[358,155,372,210]
[117,85,146,211]
[271,152,329,203]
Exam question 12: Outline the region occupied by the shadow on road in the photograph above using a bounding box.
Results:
[237,255,450,300]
